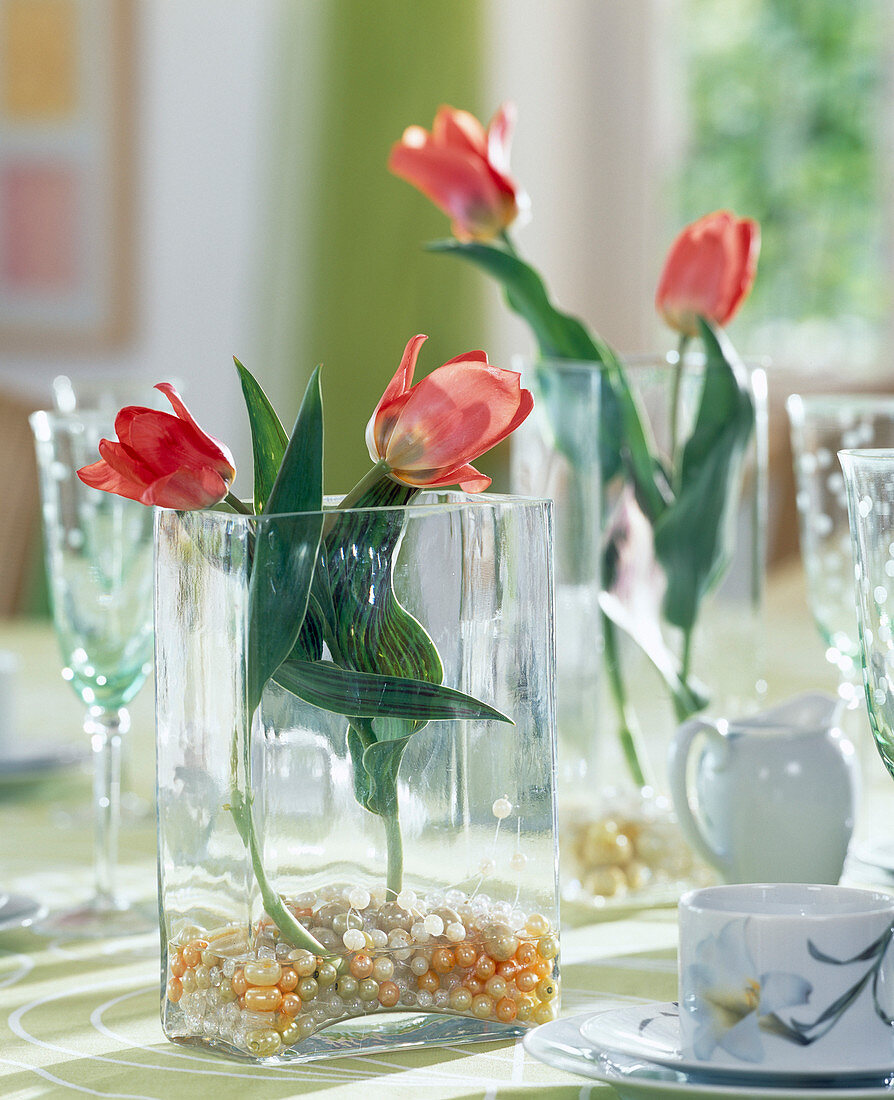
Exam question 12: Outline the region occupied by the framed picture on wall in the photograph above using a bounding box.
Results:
[0,0,133,351]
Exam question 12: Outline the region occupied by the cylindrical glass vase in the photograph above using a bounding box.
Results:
[155,492,559,1062]
[512,355,767,906]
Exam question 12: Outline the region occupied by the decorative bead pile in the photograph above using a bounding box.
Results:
[164,885,560,1058]
[561,794,708,901]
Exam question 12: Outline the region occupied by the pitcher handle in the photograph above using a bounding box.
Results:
[668,718,729,877]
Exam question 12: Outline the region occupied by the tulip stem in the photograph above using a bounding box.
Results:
[224,492,254,515]
[338,461,392,510]
[669,333,690,482]
[602,611,649,788]
[500,229,519,257]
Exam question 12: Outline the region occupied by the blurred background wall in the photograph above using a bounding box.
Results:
[1,0,892,613]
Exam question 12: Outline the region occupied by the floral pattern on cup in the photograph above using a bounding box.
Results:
[682,918,812,1063]
[681,915,894,1064]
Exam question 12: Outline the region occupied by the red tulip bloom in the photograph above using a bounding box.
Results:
[78,383,236,509]
[367,335,534,492]
[656,211,760,336]
[389,103,528,242]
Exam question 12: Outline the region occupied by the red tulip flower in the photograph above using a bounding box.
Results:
[656,211,760,337]
[78,382,236,509]
[389,103,528,242]
[367,335,534,493]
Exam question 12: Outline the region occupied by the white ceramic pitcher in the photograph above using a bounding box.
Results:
[668,693,859,884]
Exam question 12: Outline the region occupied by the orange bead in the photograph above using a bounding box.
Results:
[463,976,484,996]
[496,960,520,979]
[167,977,183,1003]
[169,953,186,979]
[232,969,248,996]
[474,955,496,980]
[515,941,537,967]
[278,967,299,993]
[495,996,518,1022]
[432,948,455,974]
[516,968,539,992]
[281,993,302,1018]
[350,953,374,980]
[454,942,477,968]
[417,970,439,993]
[181,940,207,969]
[533,959,552,978]
[378,981,400,1007]
[244,986,283,1013]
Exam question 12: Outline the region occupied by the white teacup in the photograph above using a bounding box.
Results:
[678,883,894,1077]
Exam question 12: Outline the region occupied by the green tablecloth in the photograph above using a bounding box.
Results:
[0,565,890,1098]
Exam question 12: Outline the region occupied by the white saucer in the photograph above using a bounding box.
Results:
[523,1012,894,1100]
[580,1002,894,1085]
[0,893,46,931]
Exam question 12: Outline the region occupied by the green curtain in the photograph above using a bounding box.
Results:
[262,0,490,493]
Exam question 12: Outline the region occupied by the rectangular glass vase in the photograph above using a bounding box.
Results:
[154,491,559,1062]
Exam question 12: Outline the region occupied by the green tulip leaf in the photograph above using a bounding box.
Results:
[324,472,443,686]
[234,357,289,515]
[653,319,755,634]
[273,657,512,724]
[429,239,667,517]
[246,367,324,713]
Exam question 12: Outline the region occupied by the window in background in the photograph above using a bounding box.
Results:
[669,0,892,375]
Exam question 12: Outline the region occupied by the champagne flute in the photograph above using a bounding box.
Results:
[840,447,894,799]
[30,410,155,936]
[787,394,894,870]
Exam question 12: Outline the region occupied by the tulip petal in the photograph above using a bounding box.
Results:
[142,467,230,509]
[396,462,492,493]
[432,105,488,158]
[656,210,760,334]
[77,456,148,503]
[366,334,428,460]
[156,382,236,475]
[96,438,153,489]
[389,142,513,241]
[384,360,532,472]
[113,404,157,450]
[486,101,516,176]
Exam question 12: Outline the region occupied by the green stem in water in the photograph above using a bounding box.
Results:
[669,333,691,482]
[384,810,404,898]
[224,491,254,515]
[602,612,649,788]
[349,717,406,898]
[679,627,694,703]
[228,724,342,967]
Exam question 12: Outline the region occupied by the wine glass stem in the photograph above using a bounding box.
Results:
[86,706,129,909]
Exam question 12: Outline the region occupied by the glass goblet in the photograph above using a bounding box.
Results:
[841,449,894,806]
[30,410,155,936]
[787,394,894,869]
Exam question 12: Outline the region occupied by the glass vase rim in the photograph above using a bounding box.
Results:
[511,350,770,373]
[838,447,894,463]
[157,490,554,525]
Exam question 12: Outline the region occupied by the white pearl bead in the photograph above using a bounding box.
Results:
[445,921,465,942]
[510,851,527,871]
[348,887,370,910]
[396,889,417,912]
[479,857,496,876]
[492,797,513,819]
[342,928,366,951]
[423,914,444,936]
